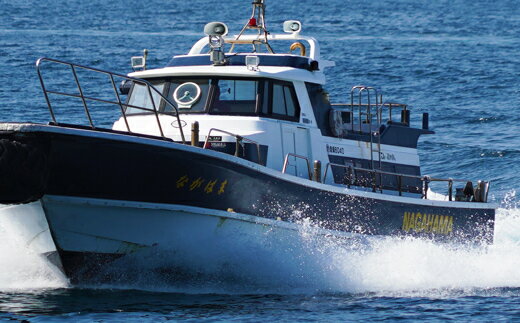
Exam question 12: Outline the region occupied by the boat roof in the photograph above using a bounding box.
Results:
[188,34,332,65]
[129,33,335,84]
[129,63,327,84]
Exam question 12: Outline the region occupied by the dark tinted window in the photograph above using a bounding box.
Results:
[305,82,332,135]
[166,79,211,113]
[270,81,299,120]
[272,84,286,115]
[211,80,258,115]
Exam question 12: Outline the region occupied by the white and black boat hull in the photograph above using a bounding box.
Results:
[0,123,495,283]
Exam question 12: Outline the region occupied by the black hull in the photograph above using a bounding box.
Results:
[0,124,495,244]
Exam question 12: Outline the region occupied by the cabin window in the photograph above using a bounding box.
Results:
[262,80,300,121]
[126,82,166,115]
[272,84,285,115]
[208,78,298,119]
[305,82,332,136]
[272,83,297,118]
[211,80,258,115]
[166,79,211,113]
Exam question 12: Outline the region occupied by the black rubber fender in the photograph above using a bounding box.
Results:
[0,138,49,203]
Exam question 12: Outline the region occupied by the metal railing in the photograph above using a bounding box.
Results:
[203,128,263,164]
[282,153,312,180]
[35,57,186,143]
[330,85,409,136]
[322,162,489,202]
[377,102,408,125]
[331,86,415,196]
[351,86,379,129]
[330,102,408,130]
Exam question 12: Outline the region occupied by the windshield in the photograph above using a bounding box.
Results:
[124,77,299,121]
[126,81,166,115]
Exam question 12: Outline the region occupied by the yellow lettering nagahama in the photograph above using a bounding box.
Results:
[402,212,453,235]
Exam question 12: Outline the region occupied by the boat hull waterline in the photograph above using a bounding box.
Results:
[0,123,495,281]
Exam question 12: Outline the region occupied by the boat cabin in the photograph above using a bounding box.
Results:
[110,18,439,199]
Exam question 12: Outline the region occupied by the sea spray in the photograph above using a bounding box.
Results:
[0,214,67,291]
[299,193,520,294]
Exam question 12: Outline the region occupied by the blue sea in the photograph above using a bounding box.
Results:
[1,0,520,321]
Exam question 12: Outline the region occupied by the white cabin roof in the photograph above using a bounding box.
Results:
[189,33,334,67]
[129,32,334,85]
[129,61,327,84]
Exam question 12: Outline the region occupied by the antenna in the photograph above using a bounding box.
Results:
[234,0,274,53]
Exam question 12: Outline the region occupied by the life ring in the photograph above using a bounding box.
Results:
[289,42,306,57]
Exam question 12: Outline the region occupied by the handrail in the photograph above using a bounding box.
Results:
[331,102,408,126]
[350,86,379,131]
[282,153,312,180]
[203,128,263,164]
[35,57,186,143]
[322,162,488,202]
[377,102,407,124]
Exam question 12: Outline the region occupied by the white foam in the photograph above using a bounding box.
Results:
[0,216,68,291]
[295,190,520,294]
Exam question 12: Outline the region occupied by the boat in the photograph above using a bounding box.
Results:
[0,0,495,283]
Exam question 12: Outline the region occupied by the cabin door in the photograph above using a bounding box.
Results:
[282,125,311,178]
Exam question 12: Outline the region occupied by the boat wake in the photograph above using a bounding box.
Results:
[0,191,519,295]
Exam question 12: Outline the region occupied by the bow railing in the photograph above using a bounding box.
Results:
[36,57,186,142]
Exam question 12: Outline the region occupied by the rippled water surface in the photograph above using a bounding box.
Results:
[1,0,520,321]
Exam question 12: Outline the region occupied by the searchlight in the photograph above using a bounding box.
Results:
[204,22,228,66]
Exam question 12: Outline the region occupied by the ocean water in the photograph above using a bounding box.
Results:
[1,0,520,321]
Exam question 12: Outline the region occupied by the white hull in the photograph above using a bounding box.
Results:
[41,195,373,284]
